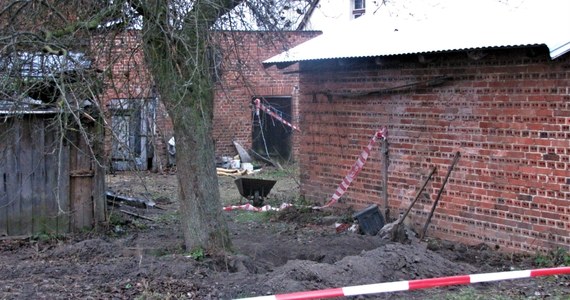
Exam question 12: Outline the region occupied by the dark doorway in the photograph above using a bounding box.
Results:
[252,96,293,161]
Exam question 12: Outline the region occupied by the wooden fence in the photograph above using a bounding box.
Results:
[0,113,106,237]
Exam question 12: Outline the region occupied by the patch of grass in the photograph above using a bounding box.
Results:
[221,195,245,206]
[128,219,149,230]
[436,286,570,300]
[534,247,570,267]
[232,210,273,223]
[155,210,180,225]
[259,164,299,180]
[262,168,289,179]
[436,287,511,300]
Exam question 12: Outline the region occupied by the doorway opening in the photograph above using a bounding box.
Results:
[252,96,293,161]
[108,98,156,171]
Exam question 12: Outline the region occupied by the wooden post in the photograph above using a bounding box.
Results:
[381,139,390,221]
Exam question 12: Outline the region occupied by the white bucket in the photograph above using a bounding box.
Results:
[230,159,241,169]
[242,162,253,172]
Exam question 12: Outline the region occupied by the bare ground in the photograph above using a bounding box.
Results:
[0,165,568,299]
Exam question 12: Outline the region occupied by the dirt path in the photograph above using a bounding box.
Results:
[0,166,568,299]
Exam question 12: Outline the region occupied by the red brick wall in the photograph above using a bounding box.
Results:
[93,30,318,169]
[298,46,570,252]
[212,31,320,159]
[92,31,174,171]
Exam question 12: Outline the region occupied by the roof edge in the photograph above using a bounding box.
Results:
[264,43,570,65]
[550,41,570,59]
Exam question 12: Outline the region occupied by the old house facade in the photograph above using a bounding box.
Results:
[92,31,168,172]
[94,30,318,170]
[265,1,570,252]
[212,31,319,160]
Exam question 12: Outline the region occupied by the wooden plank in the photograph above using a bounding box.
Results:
[69,129,93,231]
[43,122,60,234]
[73,177,92,230]
[0,122,9,237]
[6,120,22,235]
[56,129,70,234]
[92,124,107,225]
[69,130,84,230]
[0,170,7,236]
[19,119,34,236]
[381,139,389,221]
[80,126,97,227]
[31,119,47,235]
[95,176,107,224]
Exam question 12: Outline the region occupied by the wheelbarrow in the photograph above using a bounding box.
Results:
[234,177,277,207]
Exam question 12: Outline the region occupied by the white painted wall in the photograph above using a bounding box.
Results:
[303,0,390,32]
[302,0,353,32]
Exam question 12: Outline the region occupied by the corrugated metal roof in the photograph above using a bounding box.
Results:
[264,0,570,64]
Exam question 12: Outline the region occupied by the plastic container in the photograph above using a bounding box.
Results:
[230,159,241,169]
[242,162,254,172]
[353,204,385,235]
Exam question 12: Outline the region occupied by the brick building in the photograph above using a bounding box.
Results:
[265,2,570,252]
[92,31,164,171]
[94,30,318,171]
[212,31,319,160]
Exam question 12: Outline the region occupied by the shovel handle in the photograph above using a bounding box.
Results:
[420,151,460,239]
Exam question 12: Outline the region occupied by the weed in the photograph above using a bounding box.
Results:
[188,248,205,261]
[108,210,128,226]
[31,232,64,242]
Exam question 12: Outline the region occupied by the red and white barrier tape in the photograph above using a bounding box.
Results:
[223,203,293,212]
[254,98,300,132]
[236,266,570,300]
[223,128,387,212]
[319,127,387,208]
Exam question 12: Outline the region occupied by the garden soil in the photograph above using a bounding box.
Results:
[0,166,568,299]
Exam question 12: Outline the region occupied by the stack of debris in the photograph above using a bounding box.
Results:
[216,141,260,176]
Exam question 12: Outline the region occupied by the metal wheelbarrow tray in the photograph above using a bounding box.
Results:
[234,177,277,207]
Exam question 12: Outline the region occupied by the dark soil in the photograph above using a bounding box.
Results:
[0,166,568,299]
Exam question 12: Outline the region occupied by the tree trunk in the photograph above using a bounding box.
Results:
[169,95,232,254]
[141,6,232,253]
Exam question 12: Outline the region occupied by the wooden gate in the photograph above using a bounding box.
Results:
[0,113,106,237]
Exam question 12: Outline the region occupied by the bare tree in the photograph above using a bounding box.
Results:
[0,0,312,253]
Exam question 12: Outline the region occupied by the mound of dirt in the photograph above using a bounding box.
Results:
[231,241,477,298]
